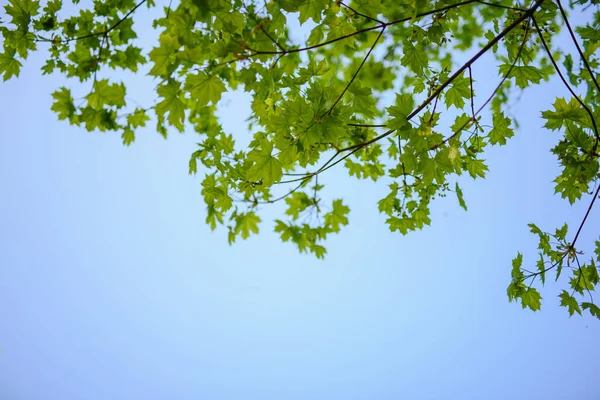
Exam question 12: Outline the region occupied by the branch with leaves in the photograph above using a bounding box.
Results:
[1,0,599,318]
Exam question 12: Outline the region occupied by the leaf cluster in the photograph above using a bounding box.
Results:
[2,0,600,318]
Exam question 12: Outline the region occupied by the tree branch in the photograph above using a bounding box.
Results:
[64,0,147,43]
[531,17,600,152]
[322,27,385,117]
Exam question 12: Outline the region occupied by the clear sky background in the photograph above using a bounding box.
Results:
[0,4,599,400]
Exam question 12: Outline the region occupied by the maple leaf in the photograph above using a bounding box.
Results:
[186,72,226,106]
[387,93,414,130]
[455,182,467,211]
[582,302,600,319]
[148,34,179,76]
[521,288,542,311]
[127,108,150,128]
[559,290,581,316]
[401,42,427,75]
[247,139,283,186]
[155,80,185,130]
[541,97,588,130]
[297,1,326,24]
[324,199,350,233]
[488,112,514,145]
[51,87,76,120]
[86,79,126,108]
[121,128,135,146]
[499,64,546,88]
[444,73,471,109]
[233,211,261,240]
[0,50,22,80]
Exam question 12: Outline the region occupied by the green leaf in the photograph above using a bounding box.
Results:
[4,0,40,27]
[297,0,326,24]
[50,87,76,120]
[307,25,324,47]
[450,113,472,134]
[41,59,55,75]
[541,97,588,130]
[0,50,22,80]
[127,108,150,128]
[507,279,526,302]
[110,45,147,72]
[387,93,414,130]
[352,0,384,16]
[536,253,546,285]
[465,159,488,179]
[559,290,581,316]
[86,80,126,108]
[324,199,350,233]
[247,139,283,186]
[148,34,179,76]
[553,175,585,205]
[378,182,399,215]
[401,42,427,74]
[579,263,599,287]
[311,244,327,259]
[582,302,600,319]
[326,19,356,49]
[233,211,261,241]
[155,80,185,130]
[499,64,545,88]
[121,128,135,146]
[217,11,244,35]
[455,182,467,211]
[521,287,542,311]
[189,151,200,175]
[284,192,312,220]
[511,252,523,280]
[554,223,568,242]
[386,216,414,235]
[444,73,470,109]
[488,112,514,145]
[274,220,294,242]
[186,72,226,106]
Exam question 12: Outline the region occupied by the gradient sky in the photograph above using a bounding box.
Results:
[1,4,599,400]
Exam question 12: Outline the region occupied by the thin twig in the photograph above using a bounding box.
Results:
[555,0,600,95]
[322,27,385,117]
[532,17,600,152]
[260,26,286,52]
[245,0,480,56]
[468,65,475,118]
[339,1,384,24]
[65,0,147,43]
[432,19,532,149]
[476,0,527,11]
[347,123,387,128]
[571,184,600,247]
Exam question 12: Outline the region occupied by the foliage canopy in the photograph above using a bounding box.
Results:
[2,0,600,318]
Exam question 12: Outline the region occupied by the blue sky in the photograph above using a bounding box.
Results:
[1,4,599,400]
